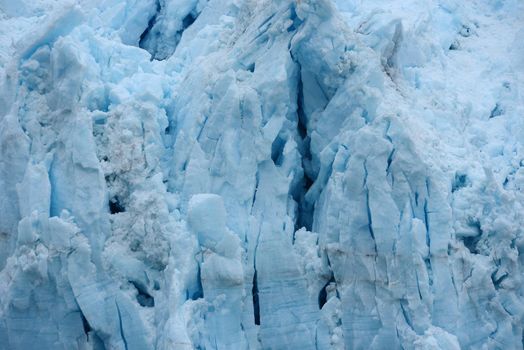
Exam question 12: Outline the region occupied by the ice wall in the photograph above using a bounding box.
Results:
[1,0,524,349]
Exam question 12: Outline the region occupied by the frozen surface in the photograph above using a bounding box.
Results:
[1,0,524,349]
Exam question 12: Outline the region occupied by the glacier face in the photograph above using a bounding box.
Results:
[1,0,524,349]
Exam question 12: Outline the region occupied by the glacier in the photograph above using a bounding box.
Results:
[1,0,524,349]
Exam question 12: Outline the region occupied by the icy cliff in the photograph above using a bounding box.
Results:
[1,0,524,349]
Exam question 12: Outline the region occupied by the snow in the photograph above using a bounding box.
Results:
[1,0,524,349]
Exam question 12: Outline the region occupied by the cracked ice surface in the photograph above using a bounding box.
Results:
[1,0,524,349]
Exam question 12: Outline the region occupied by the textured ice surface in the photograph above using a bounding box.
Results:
[1,0,524,349]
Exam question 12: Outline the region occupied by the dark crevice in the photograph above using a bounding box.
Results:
[489,103,504,119]
[251,171,260,211]
[491,270,508,290]
[415,272,423,300]
[258,13,275,32]
[423,199,430,248]
[130,281,155,307]
[452,173,469,193]
[287,9,317,234]
[462,235,481,254]
[449,40,460,50]
[386,148,395,174]
[252,270,260,325]
[287,5,302,32]
[365,188,375,242]
[318,275,335,309]
[196,114,210,142]
[365,188,378,251]
[294,166,314,233]
[363,162,378,255]
[459,24,473,37]
[192,265,204,300]
[422,182,434,288]
[503,176,510,188]
[138,0,161,51]
[460,220,482,254]
[109,196,125,214]
[139,1,202,61]
[424,258,434,287]
[293,62,315,232]
[136,292,154,307]
[295,66,308,139]
[182,13,197,28]
[271,134,286,166]
[81,312,91,335]
[153,280,160,290]
[252,225,262,326]
[318,283,327,310]
[81,311,106,349]
[297,64,311,140]
[115,301,128,350]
